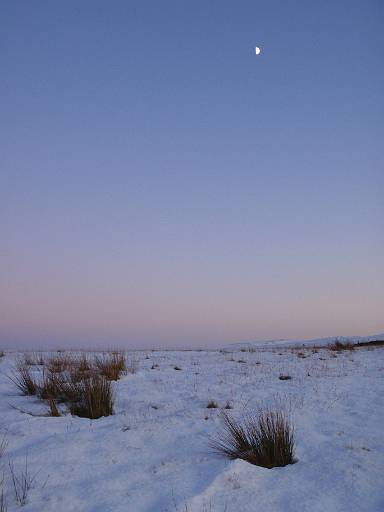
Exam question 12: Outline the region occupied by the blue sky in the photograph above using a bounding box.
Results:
[1,1,383,348]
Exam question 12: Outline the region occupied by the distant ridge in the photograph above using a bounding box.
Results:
[225,333,384,351]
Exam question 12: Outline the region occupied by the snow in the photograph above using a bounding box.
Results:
[0,343,383,511]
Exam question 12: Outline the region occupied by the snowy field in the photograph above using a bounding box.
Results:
[0,342,383,512]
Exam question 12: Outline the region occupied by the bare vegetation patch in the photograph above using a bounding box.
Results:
[207,400,218,409]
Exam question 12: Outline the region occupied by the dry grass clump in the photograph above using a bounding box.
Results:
[95,352,126,380]
[69,376,113,419]
[9,352,118,419]
[240,347,257,353]
[46,354,73,373]
[211,410,295,469]
[329,340,355,351]
[38,370,64,401]
[279,374,292,381]
[64,354,95,384]
[9,363,38,395]
[39,369,84,404]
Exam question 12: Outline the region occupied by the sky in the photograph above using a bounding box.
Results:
[1,0,383,349]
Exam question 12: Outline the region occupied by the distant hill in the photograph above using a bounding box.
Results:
[225,333,384,351]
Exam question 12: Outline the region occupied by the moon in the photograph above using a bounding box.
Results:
[255,46,261,55]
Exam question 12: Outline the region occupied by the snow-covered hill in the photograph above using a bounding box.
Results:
[225,332,384,351]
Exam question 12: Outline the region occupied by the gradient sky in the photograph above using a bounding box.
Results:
[1,1,383,349]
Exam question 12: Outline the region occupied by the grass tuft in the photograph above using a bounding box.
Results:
[329,340,355,351]
[211,409,295,469]
[9,351,119,420]
[9,363,38,395]
[95,352,126,380]
[46,354,72,373]
[38,370,65,401]
[69,376,114,419]
[279,374,292,381]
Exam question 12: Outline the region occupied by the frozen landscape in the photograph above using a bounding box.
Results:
[0,336,383,512]
[2,2,383,511]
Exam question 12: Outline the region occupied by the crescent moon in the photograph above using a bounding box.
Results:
[255,46,261,55]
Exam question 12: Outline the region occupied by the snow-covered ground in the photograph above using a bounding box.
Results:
[0,342,383,512]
